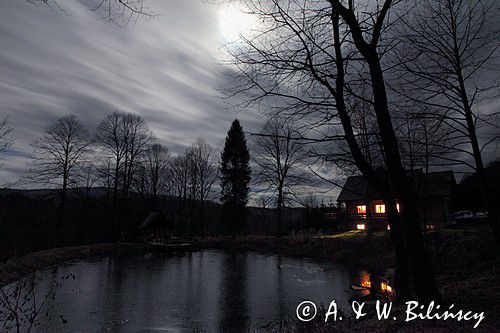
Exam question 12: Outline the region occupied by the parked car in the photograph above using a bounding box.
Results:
[474,211,488,220]
[453,210,474,220]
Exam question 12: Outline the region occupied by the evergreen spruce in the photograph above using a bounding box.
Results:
[220,119,251,234]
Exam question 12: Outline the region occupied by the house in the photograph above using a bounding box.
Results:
[139,211,173,243]
[337,170,456,231]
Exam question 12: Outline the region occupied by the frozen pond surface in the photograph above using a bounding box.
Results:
[2,250,368,332]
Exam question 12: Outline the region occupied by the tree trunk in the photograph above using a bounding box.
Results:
[60,172,68,225]
[277,186,283,236]
[59,170,68,246]
[365,197,373,237]
[366,48,441,301]
[385,199,410,299]
[456,67,500,243]
[329,7,419,299]
[112,163,120,239]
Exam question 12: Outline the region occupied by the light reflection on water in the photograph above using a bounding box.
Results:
[1,250,378,332]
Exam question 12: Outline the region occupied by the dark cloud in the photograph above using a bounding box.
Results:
[0,0,264,184]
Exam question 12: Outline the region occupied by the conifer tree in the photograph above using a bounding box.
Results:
[220,119,251,234]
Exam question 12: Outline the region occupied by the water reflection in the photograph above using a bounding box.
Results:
[351,270,396,300]
[2,250,374,332]
[219,252,248,331]
[360,271,371,288]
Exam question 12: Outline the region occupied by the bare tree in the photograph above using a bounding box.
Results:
[120,113,155,203]
[187,138,219,236]
[0,116,14,162]
[95,111,154,235]
[394,0,500,241]
[253,117,309,235]
[165,139,219,237]
[96,112,127,226]
[76,162,99,197]
[0,273,72,333]
[224,0,440,300]
[25,114,91,220]
[96,157,115,201]
[138,143,171,208]
[26,0,154,25]
[169,153,190,234]
[186,147,199,233]
[299,192,320,210]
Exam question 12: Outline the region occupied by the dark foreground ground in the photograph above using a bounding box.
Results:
[0,226,498,332]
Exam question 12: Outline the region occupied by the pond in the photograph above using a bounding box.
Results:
[1,250,379,332]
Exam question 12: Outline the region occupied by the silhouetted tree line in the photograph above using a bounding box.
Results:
[0,112,223,259]
[1,114,339,260]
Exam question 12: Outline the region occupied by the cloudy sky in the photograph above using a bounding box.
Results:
[1,0,497,201]
[0,0,270,186]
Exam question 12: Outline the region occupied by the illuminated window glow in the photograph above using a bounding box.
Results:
[356,224,366,230]
[375,204,386,214]
[356,205,366,214]
[396,203,400,212]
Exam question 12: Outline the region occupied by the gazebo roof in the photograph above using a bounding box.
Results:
[139,212,173,229]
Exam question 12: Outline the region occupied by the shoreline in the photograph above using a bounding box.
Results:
[0,231,392,288]
[198,231,394,272]
[0,232,392,288]
[0,229,497,330]
[0,243,170,288]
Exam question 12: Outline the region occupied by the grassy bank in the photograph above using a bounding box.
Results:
[198,230,394,273]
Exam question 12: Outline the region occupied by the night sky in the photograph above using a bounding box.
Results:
[0,0,498,197]
[0,0,267,186]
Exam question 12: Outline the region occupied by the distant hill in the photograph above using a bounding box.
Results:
[0,187,109,199]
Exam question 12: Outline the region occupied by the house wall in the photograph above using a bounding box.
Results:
[343,197,452,230]
[345,199,388,230]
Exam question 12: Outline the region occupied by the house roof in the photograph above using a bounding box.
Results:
[139,212,173,229]
[337,170,455,202]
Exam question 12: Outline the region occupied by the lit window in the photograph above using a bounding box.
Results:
[356,224,366,230]
[356,205,366,214]
[396,203,400,212]
[375,204,386,214]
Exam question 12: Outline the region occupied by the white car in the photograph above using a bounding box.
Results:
[474,211,488,220]
[453,210,474,220]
